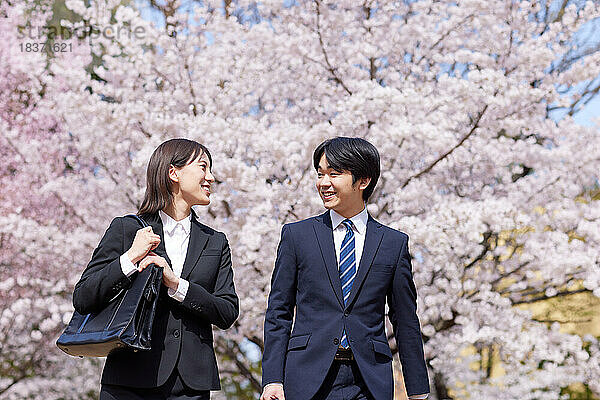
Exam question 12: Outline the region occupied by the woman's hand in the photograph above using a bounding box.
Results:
[126,226,161,264]
[137,252,180,291]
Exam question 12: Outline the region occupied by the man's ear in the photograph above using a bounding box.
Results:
[168,165,179,183]
[358,177,371,191]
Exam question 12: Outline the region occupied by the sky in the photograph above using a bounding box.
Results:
[572,95,600,127]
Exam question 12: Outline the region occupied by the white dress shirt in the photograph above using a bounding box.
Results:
[120,210,190,302]
[330,207,368,269]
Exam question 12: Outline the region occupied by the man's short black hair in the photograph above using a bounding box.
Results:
[313,137,381,201]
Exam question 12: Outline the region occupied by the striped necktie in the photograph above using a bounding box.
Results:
[339,219,356,349]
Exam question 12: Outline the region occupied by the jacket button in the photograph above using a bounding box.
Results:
[333,338,339,345]
[344,312,349,317]
[173,329,180,338]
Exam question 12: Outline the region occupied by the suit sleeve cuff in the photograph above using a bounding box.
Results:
[119,253,137,277]
[168,278,189,302]
[408,394,429,399]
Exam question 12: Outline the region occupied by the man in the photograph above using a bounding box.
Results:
[261,137,429,400]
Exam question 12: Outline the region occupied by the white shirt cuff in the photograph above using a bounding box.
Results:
[408,394,429,399]
[264,382,283,389]
[168,278,189,302]
[120,253,137,277]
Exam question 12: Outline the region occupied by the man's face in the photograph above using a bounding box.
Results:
[316,154,367,216]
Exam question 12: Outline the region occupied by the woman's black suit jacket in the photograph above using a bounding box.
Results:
[73,211,239,390]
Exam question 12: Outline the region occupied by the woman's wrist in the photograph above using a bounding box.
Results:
[126,248,142,264]
[167,276,180,291]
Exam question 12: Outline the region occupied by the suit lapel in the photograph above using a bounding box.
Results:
[181,211,209,279]
[313,212,344,308]
[345,215,384,309]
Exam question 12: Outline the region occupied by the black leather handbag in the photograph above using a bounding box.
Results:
[56,214,163,357]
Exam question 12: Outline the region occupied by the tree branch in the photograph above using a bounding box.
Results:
[93,157,139,208]
[512,288,590,305]
[0,372,29,396]
[463,230,494,271]
[401,104,488,189]
[216,338,262,393]
[314,0,352,95]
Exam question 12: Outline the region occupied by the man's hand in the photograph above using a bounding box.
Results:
[260,383,285,400]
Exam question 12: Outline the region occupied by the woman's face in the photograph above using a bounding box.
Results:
[171,152,214,206]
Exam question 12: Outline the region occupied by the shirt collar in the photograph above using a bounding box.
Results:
[330,206,368,235]
[159,210,191,236]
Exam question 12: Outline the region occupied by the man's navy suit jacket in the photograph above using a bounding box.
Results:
[262,211,429,400]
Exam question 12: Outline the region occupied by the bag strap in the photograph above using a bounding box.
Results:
[124,214,148,228]
[102,214,150,304]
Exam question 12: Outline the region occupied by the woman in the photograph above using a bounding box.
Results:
[73,138,239,400]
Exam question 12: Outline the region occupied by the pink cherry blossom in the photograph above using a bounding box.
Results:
[2,0,600,398]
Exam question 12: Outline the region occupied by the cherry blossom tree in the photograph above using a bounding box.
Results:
[3,0,600,398]
[0,1,102,397]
